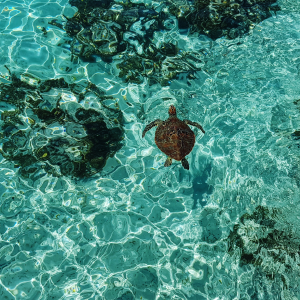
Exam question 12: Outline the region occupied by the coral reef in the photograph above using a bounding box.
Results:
[46,0,280,86]
[0,71,124,178]
[227,205,300,297]
[169,0,280,39]
[48,1,204,85]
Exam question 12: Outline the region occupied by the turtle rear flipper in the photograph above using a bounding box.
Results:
[142,119,162,137]
[181,157,189,170]
[164,157,172,167]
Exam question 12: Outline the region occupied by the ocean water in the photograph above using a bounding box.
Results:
[0,0,300,299]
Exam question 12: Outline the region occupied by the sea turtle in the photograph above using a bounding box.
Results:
[142,105,205,170]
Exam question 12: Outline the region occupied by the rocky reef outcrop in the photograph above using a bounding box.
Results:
[0,70,124,178]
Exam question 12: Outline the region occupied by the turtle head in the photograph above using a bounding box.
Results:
[168,105,177,117]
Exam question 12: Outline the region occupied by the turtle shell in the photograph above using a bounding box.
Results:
[155,118,195,161]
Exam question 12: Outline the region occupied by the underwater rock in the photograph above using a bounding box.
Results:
[228,205,300,269]
[116,50,204,86]
[47,1,204,85]
[0,72,124,178]
[71,21,126,58]
[47,0,280,86]
[63,2,166,60]
[169,0,280,39]
[227,205,300,295]
[69,0,113,12]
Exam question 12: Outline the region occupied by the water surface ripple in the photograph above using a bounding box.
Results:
[0,0,300,299]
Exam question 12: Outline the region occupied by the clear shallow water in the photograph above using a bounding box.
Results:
[1,0,300,299]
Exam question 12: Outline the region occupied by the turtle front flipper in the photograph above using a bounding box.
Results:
[181,157,189,170]
[142,119,162,137]
[184,119,205,134]
[164,157,172,167]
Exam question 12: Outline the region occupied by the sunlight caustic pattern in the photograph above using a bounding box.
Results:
[0,0,300,299]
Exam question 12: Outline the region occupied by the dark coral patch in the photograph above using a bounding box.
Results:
[169,0,280,40]
[0,71,124,178]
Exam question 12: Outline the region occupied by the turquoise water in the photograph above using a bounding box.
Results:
[1,0,300,299]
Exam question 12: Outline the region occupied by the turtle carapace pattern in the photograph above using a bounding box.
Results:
[142,105,205,170]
